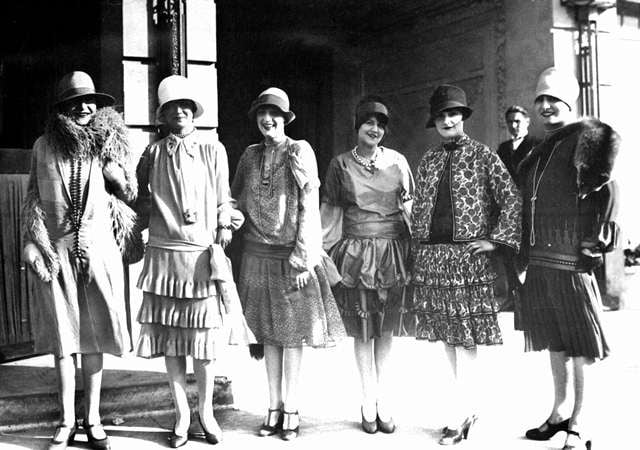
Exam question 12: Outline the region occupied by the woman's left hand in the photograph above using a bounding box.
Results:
[291,269,311,290]
[216,228,232,249]
[465,239,496,255]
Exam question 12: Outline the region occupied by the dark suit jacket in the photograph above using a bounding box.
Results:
[497,134,540,183]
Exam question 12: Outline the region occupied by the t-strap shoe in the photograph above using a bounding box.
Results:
[82,420,111,450]
[258,408,283,437]
[280,411,300,441]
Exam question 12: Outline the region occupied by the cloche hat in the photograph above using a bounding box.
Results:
[248,87,295,124]
[354,98,389,130]
[156,75,204,123]
[426,84,472,128]
[534,67,579,111]
[54,71,115,107]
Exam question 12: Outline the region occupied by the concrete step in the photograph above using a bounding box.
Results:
[0,365,232,432]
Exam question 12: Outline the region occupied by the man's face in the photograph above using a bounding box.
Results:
[506,112,529,139]
[62,97,97,126]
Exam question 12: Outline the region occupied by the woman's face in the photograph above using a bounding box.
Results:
[256,106,286,140]
[434,109,464,140]
[62,97,97,126]
[535,95,571,128]
[357,116,385,147]
[163,100,195,133]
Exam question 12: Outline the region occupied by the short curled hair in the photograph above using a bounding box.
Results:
[504,105,529,120]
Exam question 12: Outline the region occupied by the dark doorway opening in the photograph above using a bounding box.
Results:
[216,1,334,179]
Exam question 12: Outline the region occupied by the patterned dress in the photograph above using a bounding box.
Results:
[135,131,252,360]
[232,136,345,347]
[322,147,415,340]
[411,134,521,348]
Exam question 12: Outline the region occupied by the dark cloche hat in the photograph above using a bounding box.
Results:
[426,84,472,128]
[54,71,115,107]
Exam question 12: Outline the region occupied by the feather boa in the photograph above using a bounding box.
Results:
[24,107,144,266]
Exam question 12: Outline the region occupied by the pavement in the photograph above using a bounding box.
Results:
[1,309,639,450]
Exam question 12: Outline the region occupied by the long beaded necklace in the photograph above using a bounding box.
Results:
[351,146,379,173]
[68,156,84,260]
[529,142,560,246]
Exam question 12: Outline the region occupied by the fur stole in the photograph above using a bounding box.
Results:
[519,118,620,199]
[24,107,143,271]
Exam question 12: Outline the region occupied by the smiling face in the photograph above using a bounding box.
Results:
[61,96,97,126]
[506,112,530,139]
[535,95,571,129]
[256,106,286,141]
[434,108,465,140]
[162,100,195,134]
[357,115,385,148]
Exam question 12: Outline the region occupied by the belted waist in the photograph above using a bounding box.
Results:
[243,241,293,259]
[343,220,407,240]
[529,248,580,271]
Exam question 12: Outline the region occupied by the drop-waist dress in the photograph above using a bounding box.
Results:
[135,132,252,360]
[321,148,415,340]
[232,137,345,348]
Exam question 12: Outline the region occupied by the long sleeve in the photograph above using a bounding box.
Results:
[288,140,322,271]
[398,154,415,233]
[134,146,152,231]
[212,141,236,228]
[487,150,522,251]
[580,180,619,254]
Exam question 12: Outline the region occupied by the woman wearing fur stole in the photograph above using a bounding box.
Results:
[518,67,620,450]
[22,71,138,450]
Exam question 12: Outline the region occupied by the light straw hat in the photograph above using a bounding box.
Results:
[247,87,295,124]
[156,75,204,123]
[534,67,579,110]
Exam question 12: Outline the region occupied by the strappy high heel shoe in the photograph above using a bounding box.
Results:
[439,415,477,446]
[258,408,283,437]
[47,423,78,450]
[525,418,570,440]
[197,413,222,444]
[82,420,111,450]
[563,429,592,450]
[280,411,300,441]
[168,429,188,449]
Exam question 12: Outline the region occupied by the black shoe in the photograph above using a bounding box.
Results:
[197,413,222,444]
[376,413,395,434]
[82,420,111,450]
[258,408,283,437]
[361,407,377,434]
[525,418,570,441]
[168,430,188,448]
[47,423,77,450]
[280,411,300,441]
[439,416,476,446]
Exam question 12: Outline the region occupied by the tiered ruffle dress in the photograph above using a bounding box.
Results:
[411,135,521,348]
[135,131,252,360]
[232,137,345,348]
[321,148,415,340]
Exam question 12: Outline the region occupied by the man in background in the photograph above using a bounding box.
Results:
[497,105,539,183]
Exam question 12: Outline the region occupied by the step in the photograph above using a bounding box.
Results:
[0,365,233,432]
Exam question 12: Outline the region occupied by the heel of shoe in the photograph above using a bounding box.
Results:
[462,415,477,440]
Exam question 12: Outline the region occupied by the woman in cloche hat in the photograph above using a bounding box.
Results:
[411,85,522,445]
[321,95,415,434]
[22,71,138,450]
[517,67,620,450]
[134,75,252,448]
[232,87,345,440]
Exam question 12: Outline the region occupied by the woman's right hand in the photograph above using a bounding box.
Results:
[290,268,311,291]
[22,242,51,282]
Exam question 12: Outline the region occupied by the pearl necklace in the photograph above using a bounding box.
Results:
[351,147,379,172]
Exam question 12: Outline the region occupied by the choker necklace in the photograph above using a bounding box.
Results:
[352,147,379,172]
